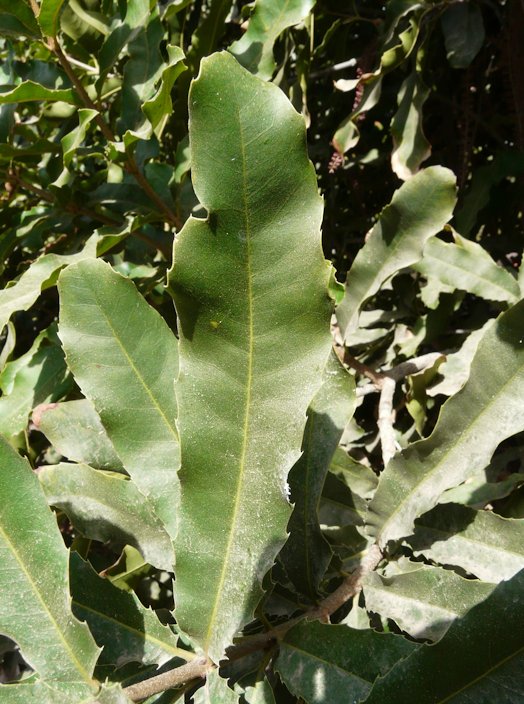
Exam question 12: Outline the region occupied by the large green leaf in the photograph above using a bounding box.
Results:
[70,554,186,670]
[168,52,333,662]
[58,259,179,539]
[0,236,97,334]
[35,399,124,471]
[414,233,520,304]
[363,569,524,703]
[336,167,456,341]
[39,463,174,571]
[278,353,356,599]
[362,563,493,642]
[275,621,416,704]
[0,0,41,37]
[0,436,99,688]
[367,299,524,547]
[230,0,315,80]
[408,504,524,583]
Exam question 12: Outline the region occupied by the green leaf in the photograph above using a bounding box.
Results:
[99,0,155,75]
[168,52,333,662]
[193,670,239,703]
[441,2,485,69]
[0,436,100,686]
[229,0,315,80]
[70,554,186,669]
[0,327,70,437]
[408,503,524,583]
[35,399,124,471]
[58,259,179,540]
[415,233,520,304]
[0,235,97,334]
[329,448,378,500]
[37,0,67,36]
[62,108,98,168]
[363,569,524,703]
[336,167,457,341]
[439,472,524,507]
[0,80,79,105]
[279,353,356,599]
[390,69,430,180]
[276,621,416,704]
[243,678,276,704]
[39,463,175,571]
[0,0,41,37]
[362,563,493,642]
[367,299,524,547]
[143,45,187,138]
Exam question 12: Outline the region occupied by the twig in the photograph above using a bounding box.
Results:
[387,352,444,382]
[123,657,211,702]
[377,376,397,467]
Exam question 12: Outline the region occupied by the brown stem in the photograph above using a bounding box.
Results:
[123,657,211,702]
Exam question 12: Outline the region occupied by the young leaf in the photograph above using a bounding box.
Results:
[230,0,315,80]
[39,463,175,572]
[70,554,186,670]
[367,299,524,547]
[362,563,493,642]
[390,69,431,180]
[408,503,524,583]
[278,352,356,599]
[0,436,99,687]
[58,259,179,539]
[336,167,456,341]
[168,52,333,662]
[275,621,416,704]
[363,569,524,703]
[35,399,124,471]
[415,233,520,304]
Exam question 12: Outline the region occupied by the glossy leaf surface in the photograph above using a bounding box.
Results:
[168,52,332,661]
[58,259,179,539]
[367,300,524,547]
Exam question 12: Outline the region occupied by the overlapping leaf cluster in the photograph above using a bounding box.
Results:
[1,1,524,703]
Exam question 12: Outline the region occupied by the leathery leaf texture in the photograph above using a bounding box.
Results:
[168,52,333,662]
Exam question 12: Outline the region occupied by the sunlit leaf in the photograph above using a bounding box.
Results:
[408,503,524,583]
[367,300,524,547]
[39,463,174,571]
[58,259,179,539]
[168,52,333,662]
[364,569,524,703]
[390,69,430,180]
[337,167,456,341]
[276,621,416,704]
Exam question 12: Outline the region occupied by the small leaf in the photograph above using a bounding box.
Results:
[39,463,174,571]
[70,554,186,669]
[367,300,524,547]
[336,167,457,341]
[363,569,524,703]
[441,2,485,69]
[279,353,356,599]
[408,503,524,583]
[0,81,79,105]
[415,233,520,304]
[37,0,68,36]
[276,621,416,704]
[362,563,493,642]
[168,52,333,662]
[143,45,187,138]
[243,677,276,704]
[390,69,431,180]
[193,670,239,703]
[35,399,124,471]
[230,0,315,80]
[58,259,180,539]
[0,436,99,686]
